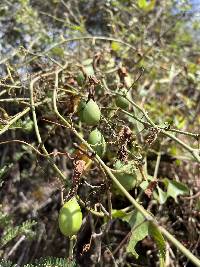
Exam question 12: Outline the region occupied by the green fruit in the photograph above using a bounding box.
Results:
[115,89,131,109]
[113,160,137,193]
[58,197,82,237]
[88,129,106,157]
[78,99,101,125]
[76,71,85,86]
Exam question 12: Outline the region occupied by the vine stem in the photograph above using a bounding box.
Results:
[0,90,65,137]
[107,90,199,162]
[0,107,30,136]
[23,36,138,65]
[29,71,67,182]
[52,68,200,266]
[68,236,76,259]
[118,97,200,163]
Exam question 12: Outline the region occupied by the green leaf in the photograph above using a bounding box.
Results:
[156,186,167,205]
[51,47,65,58]
[148,222,166,267]
[111,209,128,218]
[139,175,154,191]
[111,41,122,52]
[83,65,94,76]
[163,178,189,203]
[140,180,149,191]
[137,0,156,11]
[0,210,12,228]
[0,259,17,267]
[1,220,37,246]
[0,257,77,267]
[22,117,34,133]
[125,211,149,258]
[82,58,93,65]
[138,0,147,9]
[155,179,189,204]
[70,24,85,33]
[195,199,200,210]
[26,257,77,267]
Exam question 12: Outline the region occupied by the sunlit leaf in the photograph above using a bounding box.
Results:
[138,0,147,9]
[82,58,93,65]
[71,24,85,33]
[83,65,94,76]
[163,178,189,202]
[155,179,189,204]
[112,209,128,218]
[156,186,167,204]
[137,0,156,12]
[111,41,122,52]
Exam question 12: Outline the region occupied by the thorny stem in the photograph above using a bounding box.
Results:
[52,68,200,266]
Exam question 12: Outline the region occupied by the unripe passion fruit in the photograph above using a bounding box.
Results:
[115,88,131,109]
[113,160,137,193]
[78,99,101,126]
[88,129,106,157]
[58,197,82,237]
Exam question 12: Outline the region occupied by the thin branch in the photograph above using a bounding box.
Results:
[0,98,29,102]
[116,94,200,163]
[0,140,45,156]
[29,70,68,182]
[0,108,30,136]
[154,151,161,179]
[23,36,138,65]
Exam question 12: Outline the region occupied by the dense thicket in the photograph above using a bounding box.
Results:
[0,1,200,266]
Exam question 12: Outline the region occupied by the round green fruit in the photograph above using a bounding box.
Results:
[113,160,137,193]
[115,89,131,109]
[88,129,106,157]
[78,99,101,126]
[58,197,82,237]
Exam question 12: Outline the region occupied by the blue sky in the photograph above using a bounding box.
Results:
[190,0,200,16]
